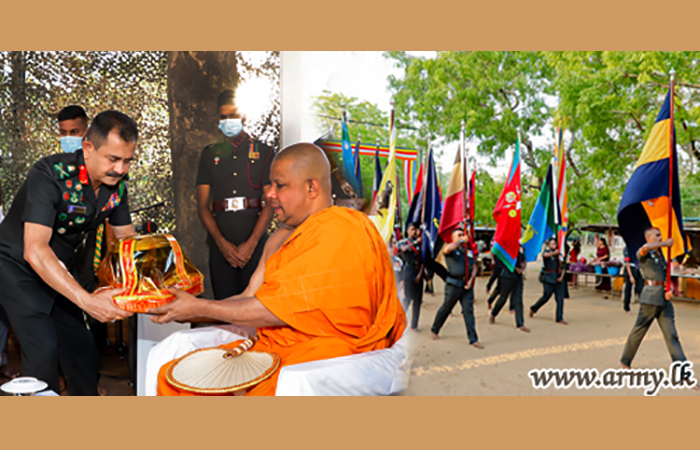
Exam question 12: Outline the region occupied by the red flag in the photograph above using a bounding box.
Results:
[492,138,522,272]
[437,150,463,243]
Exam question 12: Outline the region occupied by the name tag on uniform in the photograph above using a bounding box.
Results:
[68,205,87,215]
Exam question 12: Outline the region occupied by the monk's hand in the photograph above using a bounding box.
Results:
[218,240,245,268]
[83,288,134,323]
[148,288,203,324]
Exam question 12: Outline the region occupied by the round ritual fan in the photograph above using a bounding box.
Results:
[165,337,280,394]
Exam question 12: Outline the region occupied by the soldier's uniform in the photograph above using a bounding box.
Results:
[530,250,565,322]
[196,131,273,299]
[397,238,423,329]
[0,150,131,395]
[491,247,526,328]
[430,245,479,344]
[621,248,687,367]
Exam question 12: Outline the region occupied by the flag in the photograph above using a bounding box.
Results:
[372,141,383,205]
[522,164,558,262]
[341,120,359,193]
[403,158,417,204]
[617,89,691,262]
[371,112,398,242]
[421,148,442,261]
[554,127,569,257]
[469,169,476,240]
[353,135,363,199]
[437,149,464,242]
[491,137,522,271]
[405,162,424,230]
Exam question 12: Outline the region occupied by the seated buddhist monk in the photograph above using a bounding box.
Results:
[150,142,407,396]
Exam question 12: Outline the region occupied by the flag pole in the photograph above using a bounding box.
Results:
[461,120,469,245]
[667,69,676,292]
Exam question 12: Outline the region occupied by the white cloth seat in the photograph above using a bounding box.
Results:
[144,326,409,396]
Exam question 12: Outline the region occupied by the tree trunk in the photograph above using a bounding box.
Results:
[167,51,238,297]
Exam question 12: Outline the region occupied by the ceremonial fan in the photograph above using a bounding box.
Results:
[165,337,280,394]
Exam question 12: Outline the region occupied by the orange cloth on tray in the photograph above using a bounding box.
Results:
[157,206,406,396]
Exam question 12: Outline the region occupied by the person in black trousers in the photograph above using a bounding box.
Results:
[398,222,424,331]
[430,225,484,348]
[529,238,568,324]
[489,245,530,332]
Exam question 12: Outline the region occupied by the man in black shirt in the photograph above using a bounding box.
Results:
[529,238,567,324]
[430,224,483,348]
[196,90,274,299]
[397,222,424,330]
[0,111,137,395]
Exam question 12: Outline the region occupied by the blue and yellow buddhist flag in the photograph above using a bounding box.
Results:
[617,89,691,262]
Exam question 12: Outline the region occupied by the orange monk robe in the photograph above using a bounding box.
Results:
[157,206,407,395]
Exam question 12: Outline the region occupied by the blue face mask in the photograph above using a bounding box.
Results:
[60,136,83,153]
[218,118,243,137]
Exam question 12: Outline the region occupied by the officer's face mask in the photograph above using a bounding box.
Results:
[219,118,243,137]
[60,135,84,153]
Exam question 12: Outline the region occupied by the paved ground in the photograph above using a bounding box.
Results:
[403,263,700,396]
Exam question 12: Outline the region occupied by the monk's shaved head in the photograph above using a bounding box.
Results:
[267,143,334,227]
[272,143,332,194]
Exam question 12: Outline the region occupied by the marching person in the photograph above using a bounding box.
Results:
[489,244,530,333]
[397,222,424,331]
[622,245,643,315]
[197,89,274,300]
[620,228,694,385]
[430,224,484,349]
[529,237,568,324]
[0,110,137,395]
